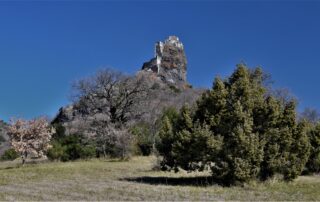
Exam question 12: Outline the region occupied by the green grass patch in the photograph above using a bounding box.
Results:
[0,156,319,201]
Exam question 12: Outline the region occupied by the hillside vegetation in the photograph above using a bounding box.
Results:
[0,156,319,201]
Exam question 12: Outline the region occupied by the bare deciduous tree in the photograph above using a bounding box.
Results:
[8,118,55,165]
[271,88,297,106]
[70,69,149,158]
[300,108,320,124]
[72,69,149,125]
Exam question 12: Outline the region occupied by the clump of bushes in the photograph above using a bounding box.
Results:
[130,123,154,156]
[47,141,67,161]
[1,148,19,161]
[157,64,311,184]
[169,85,182,93]
[48,134,96,161]
[47,125,96,161]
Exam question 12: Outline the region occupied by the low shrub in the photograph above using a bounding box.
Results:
[47,134,96,161]
[47,141,68,161]
[1,148,19,161]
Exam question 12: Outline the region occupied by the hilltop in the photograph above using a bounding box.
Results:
[138,36,189,88]
[53,36,202,135]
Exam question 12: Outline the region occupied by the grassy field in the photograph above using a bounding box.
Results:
[0,156,319,201]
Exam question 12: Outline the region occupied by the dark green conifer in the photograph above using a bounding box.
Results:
[157,64,311,183]
[306,123,320,173]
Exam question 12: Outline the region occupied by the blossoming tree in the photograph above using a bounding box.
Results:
[8,117,55,165]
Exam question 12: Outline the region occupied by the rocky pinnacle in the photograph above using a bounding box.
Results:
[141,36,188,86]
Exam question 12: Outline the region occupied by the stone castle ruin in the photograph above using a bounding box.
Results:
[141,36,188,86]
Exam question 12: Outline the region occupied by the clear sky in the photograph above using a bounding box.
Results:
[0,1,319,121]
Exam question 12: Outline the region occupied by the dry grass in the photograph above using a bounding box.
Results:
[0,156,319,201]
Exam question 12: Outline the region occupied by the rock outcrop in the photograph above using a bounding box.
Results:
[139,36,188,87]
[53,105,76,124]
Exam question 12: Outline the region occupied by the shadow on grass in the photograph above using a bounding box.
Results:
[2,166,17,170]
[0,159,47,170]
[122,176,227,187]
[0,164,19,170]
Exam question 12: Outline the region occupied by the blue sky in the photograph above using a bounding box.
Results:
[0,1,319,121]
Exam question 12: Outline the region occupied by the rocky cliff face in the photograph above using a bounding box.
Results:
[139,36,188,87]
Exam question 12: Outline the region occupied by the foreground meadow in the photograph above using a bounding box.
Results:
[0,156,319,201]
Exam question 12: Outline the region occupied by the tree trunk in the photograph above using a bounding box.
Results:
[21,152,27,166]
[103,143,107,158]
